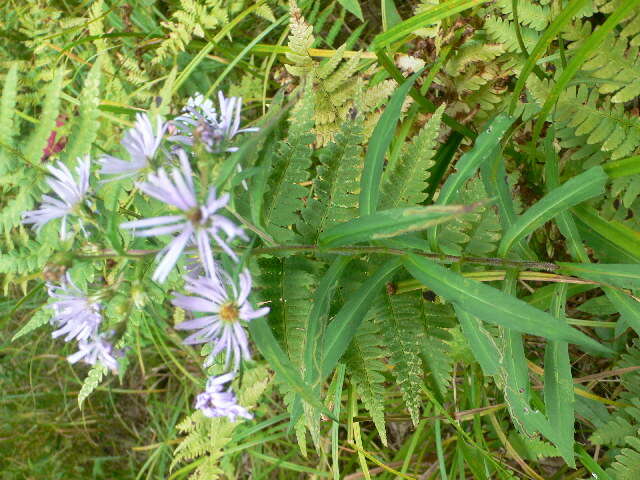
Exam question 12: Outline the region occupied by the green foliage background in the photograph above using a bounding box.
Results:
[2,0,640,478]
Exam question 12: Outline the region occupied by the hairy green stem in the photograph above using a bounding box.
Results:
[74,243,560,271]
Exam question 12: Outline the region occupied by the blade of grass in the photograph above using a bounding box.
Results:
[373,0,484,50]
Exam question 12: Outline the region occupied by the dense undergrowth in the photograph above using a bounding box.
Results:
[2,0,640,478]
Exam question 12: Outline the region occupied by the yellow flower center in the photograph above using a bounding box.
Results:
[219,302,239,323]
[187,207,203,224]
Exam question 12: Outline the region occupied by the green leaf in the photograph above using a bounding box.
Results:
[498,166,607,257]
[604,155,640,180]
[304,257,351,390]
[381,0,402,30]
[558,263,640,290]
[321,258,402,379]
[532,0,640,143]
[12,307,51,341]
[604,287,640,338]
[360,70,421,217]
[248,317,336,421]
[373,0,485,50]
[403,254,612,354]
[544,283,576,467]
[338,0,363,21]
[320,204,478,247]
[455,307,501,377]
[78,363,107,408]
[573,205,640,264]
[64,57,101,162]
[430,114,515,250]
[500,271,554,439]
[437,115,515,207]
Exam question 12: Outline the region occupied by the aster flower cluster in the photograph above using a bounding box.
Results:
[22,92,266,421]
[47,273,121,372]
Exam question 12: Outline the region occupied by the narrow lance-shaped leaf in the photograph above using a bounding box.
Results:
[430,114,515,250]
[248,317,337,421]
[499,271,553,440]
[337,0,363,21]
[360,70,421,216]
[498,166,607,257]
[453,307,501,377]
[573,205,640,264]
[544,283,576,467]
[320,204,481,247]
[558,263,640,291]
[321,258,402,379]
[403,254,612,354]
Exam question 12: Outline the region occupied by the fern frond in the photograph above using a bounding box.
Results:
[438,177,502,256]
[262,87,314,242]
[12,307,51,341]
[257,256,319,365]
[78,363,107,407]
[421,301,456,397]
[283,2,393,144]
[24,68,64,164]
[153,0,228,65]
[345,312,389,446]
[495,0,550,31]
[485,16,540,53]
[298,116,363,243]
[377,291,426,426]
[608,435,640,480]
[64,58,101,162]
[527,77,640,162]
[380,104,444,209]
[582,33,640,103]
[0,63,19,174]
[285,1,316,77]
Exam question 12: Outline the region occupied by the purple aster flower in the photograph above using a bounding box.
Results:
[173,269,269,370]
[23,157,91,239]
[99,113,167,181]
[47,273,102,342]
[67,333,121,373]
[120,151,247,283]
[195,373,252,421]
[169,91,258,153]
